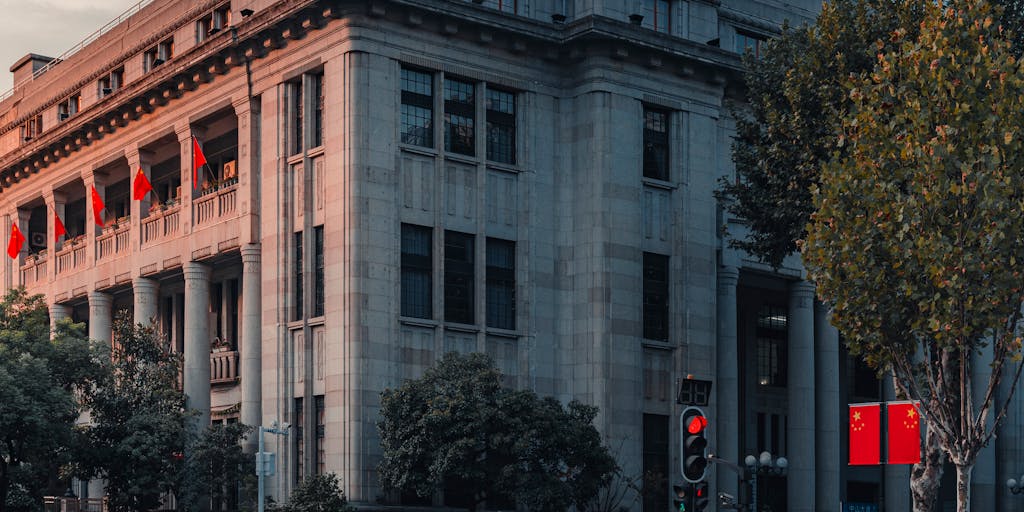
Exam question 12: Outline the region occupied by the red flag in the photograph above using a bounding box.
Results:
[133,168,153,200]
[7,223,24,259]
[849,403,881,465]
[53,210,66,242]
[192,136,207,187]
[91,185,106,227]
[888,402,922,464]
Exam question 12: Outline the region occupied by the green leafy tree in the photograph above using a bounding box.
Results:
[179,423,256,512]
[0,289,106,512]
[271,473,355,512]
[378,352,617,511]
[803,1,1024,509]
[80,312,190,512]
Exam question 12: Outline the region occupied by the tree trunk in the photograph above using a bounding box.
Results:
[955,463,973,512]
[911,427,944,512]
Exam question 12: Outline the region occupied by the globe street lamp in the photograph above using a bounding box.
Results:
[1007,475,1024,494]
[744,451,788,512]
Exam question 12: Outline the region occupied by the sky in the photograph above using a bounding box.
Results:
[0,0,140,93]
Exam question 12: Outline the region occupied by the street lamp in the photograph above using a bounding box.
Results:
[257,421,290,512]
[1007,475,1024,494]
[744,451,788,512]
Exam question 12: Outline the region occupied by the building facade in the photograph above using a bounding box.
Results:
[2,0,1021,510]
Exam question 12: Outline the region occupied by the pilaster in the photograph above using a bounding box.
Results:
[240,243,262,452]
[133,277,159,327]
[183,261,212,429]
[787,280,816,512]
[88,291,113,347]
[715,265,739,499]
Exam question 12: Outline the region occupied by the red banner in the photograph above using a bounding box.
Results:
[887,402,922,464]
[849,403,881,465]
[7,223,24,259]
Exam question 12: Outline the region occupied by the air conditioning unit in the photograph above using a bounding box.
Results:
[222,160,237,179]
[101,87,113,96]
[30,232,46,248]
[58,113,69,121]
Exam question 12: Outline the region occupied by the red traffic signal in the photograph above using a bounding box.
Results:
[686,414,708,434]
[681,406,709,483]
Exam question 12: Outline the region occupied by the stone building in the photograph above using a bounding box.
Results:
[2,0,1019,510]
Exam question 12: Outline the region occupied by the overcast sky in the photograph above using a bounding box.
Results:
[0,0,139,92]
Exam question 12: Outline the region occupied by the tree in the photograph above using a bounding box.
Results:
[0,289,106,512]
[178,423,256,512]
[802,1,1024,510]
[271,474,355,512]
[80,312,190,512]
[378,352,617,511]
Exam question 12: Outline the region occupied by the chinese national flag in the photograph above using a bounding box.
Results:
[192,136,207,187]
[53,210,66,242]
[132,168,153,200]
[7,224,25,259]
[849,403,881,465]
[91,185,106,227]
[888,402,922,464]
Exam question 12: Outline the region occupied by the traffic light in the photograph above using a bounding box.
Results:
[680,406,709,483]
[672,484,689,511]
[692,481,709,511]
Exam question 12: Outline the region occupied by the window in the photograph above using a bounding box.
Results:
[643,108,669,180]
[197,4,231,43]
[444,78,475,156]
[756,305,788,386]
[58,92,81,122]
[196,130,239,194]
[736,31,766,58]
[314,226,324,317]
[486,89,515,164]
[401,68,433,147]
[291,81,304,155]
[21,115,42,142]
[294,231,304,321]
[294,397,304,481]
[444,231,475,324]
[401,224,432,319]
[486,239,515,330]
[482,0,517,14]
[98,67,124,98]
[642,0,670,33]
[312,73,324,148]
[643,253,669,341]
[642,414,670,512]
[315,395,325,475]
[144,38,173,72]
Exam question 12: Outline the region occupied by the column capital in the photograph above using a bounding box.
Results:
[183,261,212,281]
[717,265,739,288]
[49,303,72,319]
[241,243,261,266]
[125,146,155,168]
[88,290,113,307]
[133,276,159,293]
[790,279,816,300]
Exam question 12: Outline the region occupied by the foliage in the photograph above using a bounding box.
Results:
[179,423,256,512]
[80,312,190,512]
[378,352,617,511]
[271,473,355,512]
[803,0,1024,509]
[0,288,106,512]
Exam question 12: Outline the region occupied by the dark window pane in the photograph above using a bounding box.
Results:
[313,74,324,148]
[444,231,475,324]
[445,78,475,156]
[643,252,669,341]
[315,395,325,475]
[314,226,324,317]
[294,231,304,321]
[486,238,515,329]
[486,89,515,164]
[401,68,434,148]
[756,305,788,387]
[445,113,475,156]
[401,224,432,319]
[642,414,670,512]
[643,108,669,180]
[642,0,670,32]
[294,397,304,482]
[292,82,303,155]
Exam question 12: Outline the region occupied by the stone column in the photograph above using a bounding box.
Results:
[125,147,153,249]
[82,172,103,267]
[12,208,28,286]
[814,302,840,512]
[240,244,262,450]
[883,376,911,511]
[88,291,113,347]
[176,125,203,236]
[183,261,211,429]
[49,303,71,336]
[715,266,740,498]
[133,277,159,328]
[972,343,996,510]
[787,280,816,512]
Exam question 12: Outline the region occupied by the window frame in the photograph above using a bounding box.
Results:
[486,238,516,330]
[486,88,516,164]
[400,67,434,148]
[444,230,475,325]
[444,77,476,156]
[642,0,670,33]
[401,224,433,319]
[642,252,669,341]
[643,107,670,181]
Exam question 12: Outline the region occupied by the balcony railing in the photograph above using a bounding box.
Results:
[210,349,239,384]
[194,181,238,225]
[55,239,87,275]
[20,252,47,285]
[43,497,106,512]
[96,221,130,261]
[141,204,181,244]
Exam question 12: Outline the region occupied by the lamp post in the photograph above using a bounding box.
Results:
[1007,475,1024,494]
[257,421,290,512]
[744,451,788,512]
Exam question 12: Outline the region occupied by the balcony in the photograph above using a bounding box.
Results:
[43,497,105,512]
[55,237,87,275]
[194,179,238,226]
[141,203,181,244]
[96,220,130,261]
[210,349,239,384]
[20,252,47,285]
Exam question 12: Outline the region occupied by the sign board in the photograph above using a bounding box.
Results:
[255,452,276,476]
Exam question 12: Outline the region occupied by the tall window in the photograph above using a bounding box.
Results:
[21,115,42,142]
[312,73,324,148]
[58,92,81,122]
[144,38,173,72]
[294,397,304,481]
[291,81,304,155]
[642,414,670,512]
[643,253,669,341]
[315,395,325,475]
[486,89,515,164]
[736,31,766,58]
[444,231,475,324]
[642,0,670,33]
[98,67,124,98]
[314,226,324,317]
[756,305,788,386]
[486,239,515,329]
[401,68,433,147]
[197,4,231,43]
[483,0,517,13]
[444,78,475,156]
[294,231,304,321]
[643,108,669,180]
[401,225,432,319]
